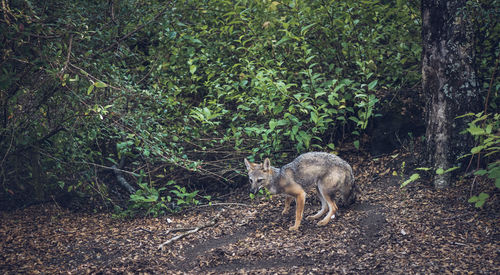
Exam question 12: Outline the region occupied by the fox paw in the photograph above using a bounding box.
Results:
[317,220,329,226]
[306,215,317,221]
[289,225,300,231]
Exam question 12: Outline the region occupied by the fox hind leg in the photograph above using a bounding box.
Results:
[306,186,327,221]
[317,186,338,226]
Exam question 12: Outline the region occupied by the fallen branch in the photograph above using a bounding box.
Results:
[194,202,251,208]
[136,227,154,234]
[158,216,218,250]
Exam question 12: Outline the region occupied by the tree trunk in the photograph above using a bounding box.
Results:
[422,0,482,188]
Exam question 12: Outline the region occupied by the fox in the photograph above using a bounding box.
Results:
[244,152,356,231]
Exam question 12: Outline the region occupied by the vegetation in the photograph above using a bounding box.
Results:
[0,0,498,213]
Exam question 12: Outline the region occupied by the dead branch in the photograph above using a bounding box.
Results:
[193,202,251,209]
[158,216,219,250]
[136,227,154,234]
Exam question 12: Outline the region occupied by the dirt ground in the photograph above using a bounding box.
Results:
[1,153,498,274]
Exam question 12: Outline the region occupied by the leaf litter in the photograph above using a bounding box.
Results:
[0,150,498,274]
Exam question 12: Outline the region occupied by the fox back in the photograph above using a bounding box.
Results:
[283,152,356,205]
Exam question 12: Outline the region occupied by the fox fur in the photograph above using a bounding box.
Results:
[244,152,356,231]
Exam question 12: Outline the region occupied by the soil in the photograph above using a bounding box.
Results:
[1,152,498,274]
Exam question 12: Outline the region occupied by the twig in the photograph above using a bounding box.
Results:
[37,151,140,177]
[483,53,499,117]
[441,212,470,221]
[136,227,155,234]
[158,217,218,250]
[194,202,251,208]
[159,227,196,236]
[469,175,478,198]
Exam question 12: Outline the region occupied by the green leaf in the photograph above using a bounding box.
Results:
[300,23,316,35]
[275,36,291,46]
[444,166,460,173]
[353,140,360,150]
[87,85,95,95]
[94,81,108,88]
[401,173,420,188]
[455,112,477,119]
[189,64,197,74]
[467,126,485,136]
[367,79,378,90]
[436,168,445,175]
[311,112,319,123]
[478,192,490,200]
[468,196,479,203]
[475,200,486,208]
[269,119,277,131]
[474,169,488,176]
[470,145,484,154]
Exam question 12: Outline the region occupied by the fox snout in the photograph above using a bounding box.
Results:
[249,179,259,194]
[249,178,264,194]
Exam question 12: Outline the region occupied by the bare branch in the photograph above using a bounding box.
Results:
[158,216,218,250]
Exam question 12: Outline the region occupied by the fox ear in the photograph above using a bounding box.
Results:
[244,158,252,171]
[263,158,271,171]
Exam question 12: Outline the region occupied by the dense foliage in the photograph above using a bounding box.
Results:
[0,0,498,211]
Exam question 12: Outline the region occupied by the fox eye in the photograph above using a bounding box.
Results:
[257,179,264,183]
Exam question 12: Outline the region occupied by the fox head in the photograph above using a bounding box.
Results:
[244,158,272,194]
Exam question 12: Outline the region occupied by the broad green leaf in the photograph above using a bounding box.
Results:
[269,119,277,131]
[468,196,478,203]
[467,126,485,136]
[353,140,360,150]
[367,80,378,90]
[311,112,319,123]
[478,192,490,200]
[475,200,486,208]
[474,169,488,176]
[471,145,484,154]
[190,64,197,74]
[94,81,107,88]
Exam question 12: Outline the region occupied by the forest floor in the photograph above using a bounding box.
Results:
[1,151,498,274]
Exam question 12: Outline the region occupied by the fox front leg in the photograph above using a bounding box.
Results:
[284,182,306,231]
[281,196,293,215]
[289,191,306,231]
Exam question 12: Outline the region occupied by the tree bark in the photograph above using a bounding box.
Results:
[422,0,482,188]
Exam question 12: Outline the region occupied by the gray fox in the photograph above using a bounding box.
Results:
[244,152,356,231]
